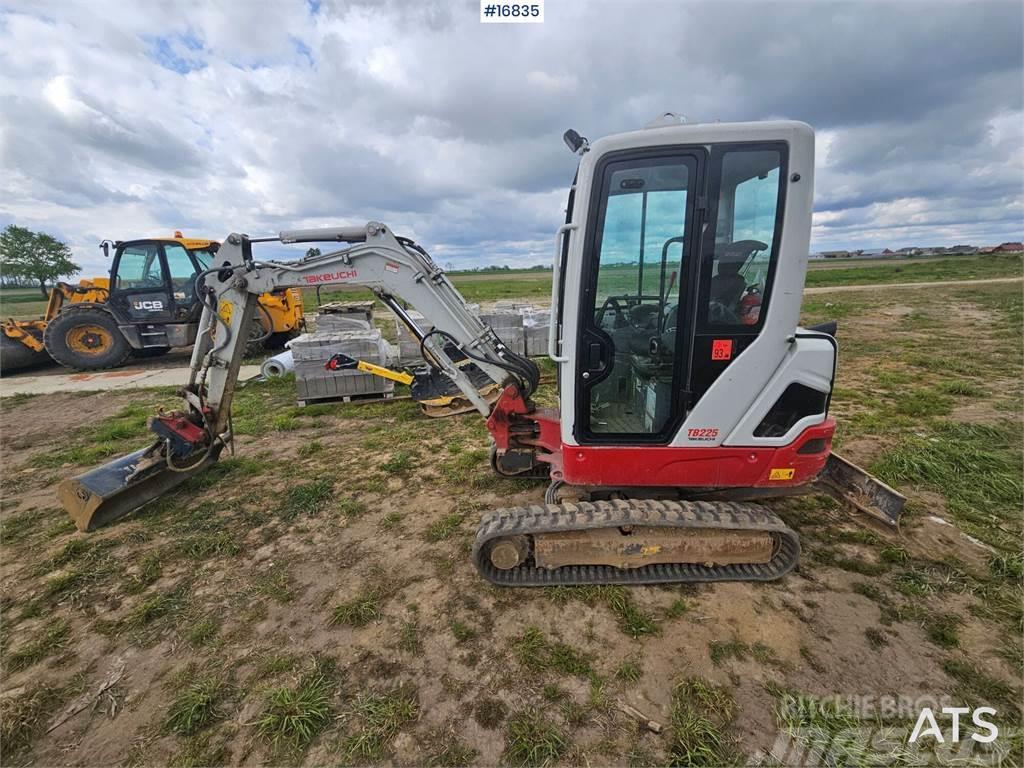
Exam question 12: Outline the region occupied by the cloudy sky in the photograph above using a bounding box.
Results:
[1,0,1021,275]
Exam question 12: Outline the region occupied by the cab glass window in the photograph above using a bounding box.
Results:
[703,148,783,328]
[586,156,692,436]
[191,248,215,270]
[164,244,199,302]
[116,244,164,290]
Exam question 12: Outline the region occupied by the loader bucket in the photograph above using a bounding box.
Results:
[58,443,222,532]
[815,452,906,526]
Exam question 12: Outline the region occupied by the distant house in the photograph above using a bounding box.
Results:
[821,250,852,258]
[897,246,922,255]
[882,248,895,255]
[947,245,976,254]
[996,241,1023,253]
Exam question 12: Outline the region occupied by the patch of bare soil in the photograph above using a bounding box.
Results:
[2,313,1022,767]
[901,489,992,562]
[951,400,1003,425]
[1,391,139,456]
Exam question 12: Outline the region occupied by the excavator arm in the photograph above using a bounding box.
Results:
[59,222,539,530]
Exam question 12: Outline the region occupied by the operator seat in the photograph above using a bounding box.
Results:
[709,239,768,317]
[709,269,746,312]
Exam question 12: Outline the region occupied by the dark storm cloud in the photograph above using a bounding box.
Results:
[0,0,1021,274]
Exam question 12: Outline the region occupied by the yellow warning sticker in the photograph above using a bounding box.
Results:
[218,299,234,326]
[640,545,663,556]
[769,468,796,481]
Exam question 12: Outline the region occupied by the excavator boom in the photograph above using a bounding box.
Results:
[59,222,539,529]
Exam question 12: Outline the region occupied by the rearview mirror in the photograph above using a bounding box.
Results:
[99,240,111,258]
[563,129,589,155]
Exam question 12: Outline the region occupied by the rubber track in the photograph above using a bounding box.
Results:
[472,499,800,586]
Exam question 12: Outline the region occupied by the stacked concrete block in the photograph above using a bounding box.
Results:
[394,310,426,363]
[291,330,394,404]
[479,310,526,355]
[390,303,550,363]
[522,308,552,357]
[314,314,372,332]
[493,299,533,311]
[313,300,374,332]
[318,301,374,322]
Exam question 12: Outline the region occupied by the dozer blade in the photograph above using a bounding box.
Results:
[57,443,221,532]
[814,452,905,527]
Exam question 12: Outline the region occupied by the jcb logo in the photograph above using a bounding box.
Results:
[132,300,164,311]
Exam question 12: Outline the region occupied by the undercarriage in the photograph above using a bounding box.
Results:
[473,498,800,586]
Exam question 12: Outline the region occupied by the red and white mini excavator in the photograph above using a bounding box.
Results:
[58,116,904,586]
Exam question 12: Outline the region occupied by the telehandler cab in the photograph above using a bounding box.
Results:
[1,234,304,372]
[57,118,905,586]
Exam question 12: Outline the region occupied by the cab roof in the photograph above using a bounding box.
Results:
[112,234,219,250]
[157,236,219,250]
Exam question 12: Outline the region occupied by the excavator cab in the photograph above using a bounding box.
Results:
[552,125,828,458]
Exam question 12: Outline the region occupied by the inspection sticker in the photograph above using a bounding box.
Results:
[769,468,796,481]
[385,262,400,274]
[711,339,733,360]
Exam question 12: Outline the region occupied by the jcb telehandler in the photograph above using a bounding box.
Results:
[0,234,304,372]
[57,118,905,586]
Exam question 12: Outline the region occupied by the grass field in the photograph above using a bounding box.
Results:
[309,252,1023,307]
[3,254,1019,321]
[0,278,1021,766]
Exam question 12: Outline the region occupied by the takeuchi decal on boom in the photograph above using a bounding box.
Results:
[303,270,359,284]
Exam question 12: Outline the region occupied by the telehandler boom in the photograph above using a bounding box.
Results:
[58,118,905,586]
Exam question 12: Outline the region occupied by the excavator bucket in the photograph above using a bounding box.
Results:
[814,452,905,527]
[57,443,221,532]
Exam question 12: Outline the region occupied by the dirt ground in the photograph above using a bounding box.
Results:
[1,281,1021,767]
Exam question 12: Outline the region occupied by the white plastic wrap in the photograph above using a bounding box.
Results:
[261,349,294,378]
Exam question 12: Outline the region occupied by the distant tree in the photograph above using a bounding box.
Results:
[306,247,322,258]
[0,225,81,297]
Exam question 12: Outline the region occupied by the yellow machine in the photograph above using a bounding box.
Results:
[0,234,305,372]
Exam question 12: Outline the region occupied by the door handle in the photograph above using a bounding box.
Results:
[587,342,603,370]
[548,223,577,363]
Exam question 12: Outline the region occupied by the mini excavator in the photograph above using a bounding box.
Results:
[58,117,905,586]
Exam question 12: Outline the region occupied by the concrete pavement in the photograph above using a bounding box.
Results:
[0,365,262,397]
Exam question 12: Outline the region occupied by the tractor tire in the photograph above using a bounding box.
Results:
[131,346,171,359]
[263,331,294,350]
[43,306,132,371]
[0,334,51,374]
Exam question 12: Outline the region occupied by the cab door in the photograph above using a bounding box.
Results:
[109,242,174,323]
[574,149,704,443]
[162,243,205,322]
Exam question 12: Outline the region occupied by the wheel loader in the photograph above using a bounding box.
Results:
[56,118,905,586]
[0,234,305,372]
